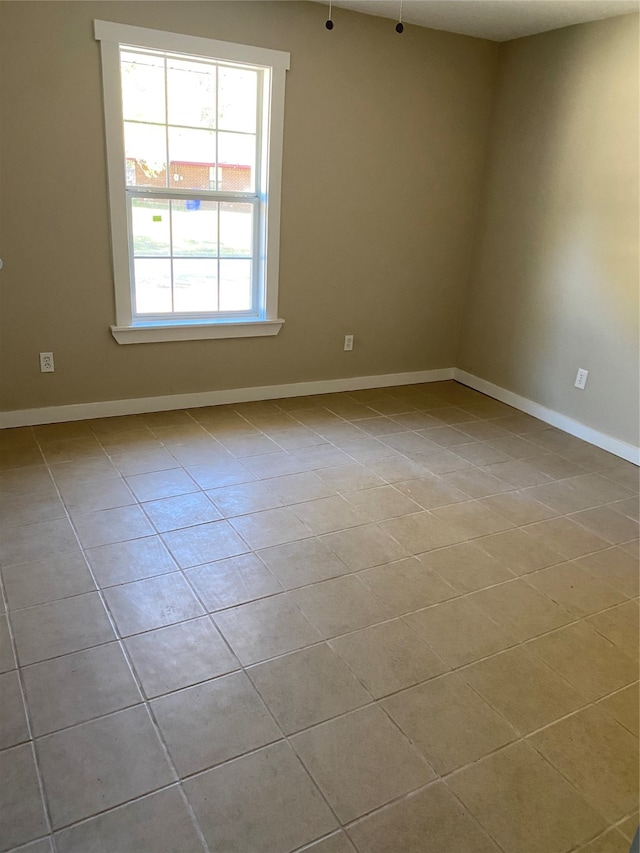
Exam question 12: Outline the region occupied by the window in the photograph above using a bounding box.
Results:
[95,21,289,343]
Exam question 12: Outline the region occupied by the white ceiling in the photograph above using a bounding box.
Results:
[309,0,639,41]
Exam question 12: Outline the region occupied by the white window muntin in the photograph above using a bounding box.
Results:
[95,21,288,342]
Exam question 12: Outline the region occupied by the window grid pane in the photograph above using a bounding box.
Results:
[130,196,254,316]
[122,50,259,194]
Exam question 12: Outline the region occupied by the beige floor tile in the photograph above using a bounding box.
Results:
[263,471,336,504]
[587,600,639,658]
[447,741,606,853]
[484,434,542,459]
[85,536,177,587]
[110,447,180,477]
[482,460,552,489]
[162,519,249,568]
[383,672,515,774]
[218,433,281,457]
[214,593,322,665]
[474,528,564,575]
[291,496,371,535]
[365,456,426,485]
[525,517,610,559]
[329,618,448,698]
[22,642,141,735]
[11,593,116,666]
[2,551,96,610]
[598,684,639,736]
[529,705,639,821]
[0,670,29,749]
[184,459,256,489]
[526,621,638,700]
[526,561,627,617]
[321,523,408,569]
[229,507,312,549]
[58,479,134,516]
[0,491,66,530]
[151,671,281,777]
[73,505,154,549]
[609,496,640,521]
[298,831,357,852]
[562,444,622,472]
[54,785,206,853]
[348,782,500,853]
[342,485,422,521]
[184,742,337,852]
[525,453,588,481]
[291,705,434,823]
[462,645,585,735]
[449,441,510,466]
[0,614,17,673]
[574,829,631,853]
[481,489,556,525]
[603,464,640,493]
[0,465,56,497]
[142,491,222,533]
[104,573,204,637]
[575,547,640,598]
[0,518,79,568]
[431,500,514,539]
[380,511,465,554]
[206,480,283,517]
[394,476,468,509]
[403,597,516,667]
[8,836,54,853]
[124,469,197,502]
[125,616,238,698]
[0,446,45,471]
[419,542,513,593]
[468,579,573,641]
[248,644,371,734]
[617,814,639,842]
[0,744,48,851]
[438,467,511,498]
[291,576,392,639]
[620,538,639,557]
[0,426,37,450]
[570,505,639,545]
[337,437,398,463]
[358,558,457,616]
[408,447,473,476]
[49,457,120,488]
[316,463,386,492]
[186,553,282,610]
[257,538,351,589]
[37,705,176,829]
[526,479,605,514]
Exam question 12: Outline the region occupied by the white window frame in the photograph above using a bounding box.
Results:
[95,20,289,344]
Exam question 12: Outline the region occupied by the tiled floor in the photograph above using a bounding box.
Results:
[0,380,638,853]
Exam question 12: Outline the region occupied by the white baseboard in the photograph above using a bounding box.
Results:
[0,368,455,428]
[454,369,640,466]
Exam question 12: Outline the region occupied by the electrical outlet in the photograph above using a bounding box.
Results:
[574,368,588,390]
[40,352,55,373]
[344,335,354,352]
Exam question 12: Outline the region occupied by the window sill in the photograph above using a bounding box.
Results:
[111,319,285,344]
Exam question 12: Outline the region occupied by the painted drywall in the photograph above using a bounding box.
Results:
[0,1,498,411]
[457,14,640,446]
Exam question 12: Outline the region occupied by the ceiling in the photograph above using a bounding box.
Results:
[308,0,639,41]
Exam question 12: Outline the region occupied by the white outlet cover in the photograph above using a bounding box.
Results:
[574,368,589,389]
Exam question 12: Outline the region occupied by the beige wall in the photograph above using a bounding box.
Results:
[457,14,640,446]
[0,1,498,410]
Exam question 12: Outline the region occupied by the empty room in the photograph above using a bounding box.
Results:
[0,1,638,851]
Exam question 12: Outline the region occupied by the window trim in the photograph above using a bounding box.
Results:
[95,20,289,343]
